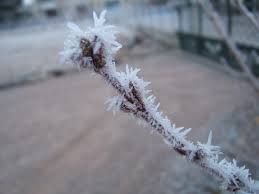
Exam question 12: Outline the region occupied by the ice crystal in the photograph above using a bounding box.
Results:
[60,10,121,69]
[105,95,124,114]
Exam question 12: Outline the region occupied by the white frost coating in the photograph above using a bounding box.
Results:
[60,22,84,66]
[116,65,150,96]
[60,10,259,194]
[91,10,122,54]
[60,10,121,69]
[105,95,124,114]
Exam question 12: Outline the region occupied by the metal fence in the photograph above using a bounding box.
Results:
[176,0,259,76]
[106,1,259,76]
[108,3,178,34]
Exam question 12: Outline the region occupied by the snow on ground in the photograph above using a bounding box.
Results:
[0,21,70,86]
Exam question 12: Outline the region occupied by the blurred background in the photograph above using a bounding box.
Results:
[0,0,259,194]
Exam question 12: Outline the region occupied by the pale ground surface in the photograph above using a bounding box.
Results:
[0,24,257,194]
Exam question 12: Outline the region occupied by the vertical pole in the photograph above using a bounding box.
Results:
[189,3,193,33]
[177,7,183,32]
[176,6,183,49]
[253,0,256,15]
[198,3,203,35]
[226,0,232,35]
[197,3,203,54]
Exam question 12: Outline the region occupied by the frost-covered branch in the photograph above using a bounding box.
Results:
[196,0,259,92]
[236,0,259,33]
[60,11,259,194]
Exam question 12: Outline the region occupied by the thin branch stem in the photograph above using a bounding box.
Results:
[236,0,259,33]
[82,38,256,193]
[61,11,259,194]
[197,0,259,92]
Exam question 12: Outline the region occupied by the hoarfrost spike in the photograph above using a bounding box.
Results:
[67,22,82,33]
[180,128,192,137]
[155,103,160,111]
[93,10,107,27]
[207,130,212,145]
[174,127,184,133]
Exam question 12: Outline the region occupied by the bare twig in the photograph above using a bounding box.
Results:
[197,0,259,92]
[236,0,259,33]
[61,11,259,193]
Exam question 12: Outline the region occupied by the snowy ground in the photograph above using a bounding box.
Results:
[0,21,69,86]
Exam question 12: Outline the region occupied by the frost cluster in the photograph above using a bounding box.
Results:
[60,10,121,69]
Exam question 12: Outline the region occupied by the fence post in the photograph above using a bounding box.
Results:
[177,7,182,32]
[198,4,202,35]
[176,6,183,49]
[226,0,232,35]
[197,3,203,54]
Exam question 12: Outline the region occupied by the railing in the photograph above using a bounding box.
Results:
[176,0,259,76]
[108,4,178,34]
